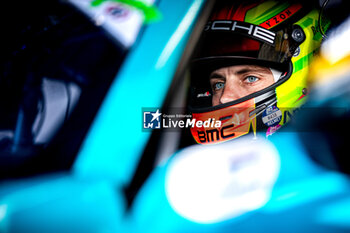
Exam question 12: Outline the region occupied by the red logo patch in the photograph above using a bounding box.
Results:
[259,3,302,29]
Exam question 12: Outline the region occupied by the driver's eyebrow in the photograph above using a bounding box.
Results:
[235,66,271,75]
[209,66,272,80]
[209,72,225,80]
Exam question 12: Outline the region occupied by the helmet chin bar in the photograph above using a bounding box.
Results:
[190,98,257,144]
[190,89,278,144]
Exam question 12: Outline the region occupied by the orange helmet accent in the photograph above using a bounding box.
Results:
[191,99,257,144]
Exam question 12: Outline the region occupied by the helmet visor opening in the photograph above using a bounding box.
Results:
[190,28,297,109]
[190,60,288,109]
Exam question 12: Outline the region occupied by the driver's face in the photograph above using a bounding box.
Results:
[209,65,275,106]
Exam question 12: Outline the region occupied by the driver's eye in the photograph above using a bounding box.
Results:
[244,76,259,83]
[213,82,224,91]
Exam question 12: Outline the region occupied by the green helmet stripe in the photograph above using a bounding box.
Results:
[245,1,290,25]
[293,51,314,73]
[299,17,314,28]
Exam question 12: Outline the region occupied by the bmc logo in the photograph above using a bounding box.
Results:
[197,124,235,143]
[205,20,276,44]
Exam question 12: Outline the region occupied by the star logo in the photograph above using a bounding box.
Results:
[143,109,162,129]
[151,109,161,122]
